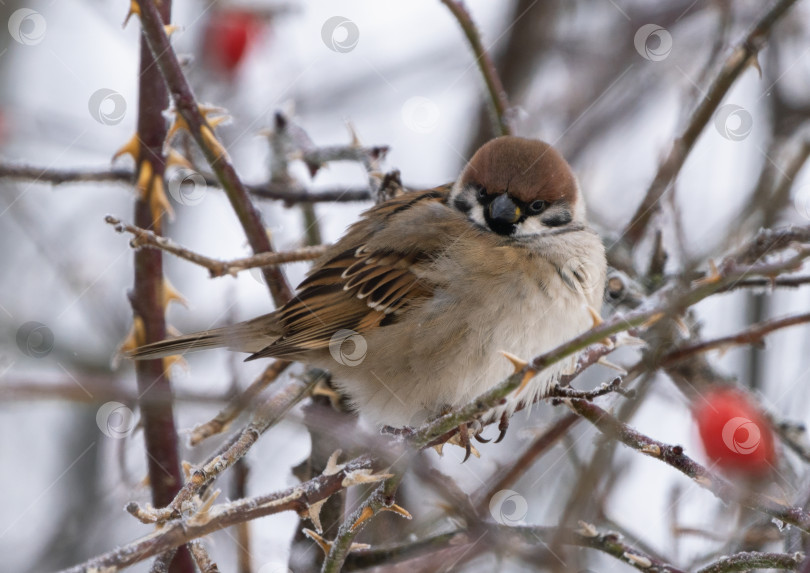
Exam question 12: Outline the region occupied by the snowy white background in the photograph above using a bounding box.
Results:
[1,0,810,571]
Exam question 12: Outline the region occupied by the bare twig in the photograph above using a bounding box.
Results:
[343,529,467,570]
[723,275,810,291]
[267,111,388,180]
[106,216,327,278]
[771,419,810,464]
[545,524,687,573]
[347,522,688,572]
[187,540,220,573]
[150,549,178,573]
[0,163,133,184]
[231,460,251,573]
[440,0,512,136]
[769,140,810,218]
[732,225,810,265]
[248,183,372,204]
[322,473,408,573]
[188,360,291,446]
[346,521,802,573]
[660,312,810,365]
[0,162,376,204]
[0,378,230,406]
[547,377,633,401]
[623,0,801,247]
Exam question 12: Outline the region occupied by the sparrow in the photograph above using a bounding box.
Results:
[131,136,607,433]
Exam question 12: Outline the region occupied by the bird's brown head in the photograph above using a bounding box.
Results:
[451,136,581,237]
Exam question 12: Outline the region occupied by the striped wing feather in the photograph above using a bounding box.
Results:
[246,187,450,360]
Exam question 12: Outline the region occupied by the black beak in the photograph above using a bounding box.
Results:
[488,194,521,224]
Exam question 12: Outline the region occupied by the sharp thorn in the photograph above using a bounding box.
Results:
[500,350,528,373]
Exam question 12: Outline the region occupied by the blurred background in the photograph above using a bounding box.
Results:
[1,0,810,571]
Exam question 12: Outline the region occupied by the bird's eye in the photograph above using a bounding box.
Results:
[474,185,488,200]
[528,200,548,214]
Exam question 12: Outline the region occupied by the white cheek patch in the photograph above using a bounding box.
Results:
[513,216,546,238]
[450,183,489,228]
[469,203,487,227]
[448,180,467,206]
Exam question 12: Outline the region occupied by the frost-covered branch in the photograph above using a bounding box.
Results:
[59,455,375,573]
[126,370,320,525]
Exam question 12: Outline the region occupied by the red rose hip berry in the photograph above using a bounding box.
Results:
[693,387,776,476]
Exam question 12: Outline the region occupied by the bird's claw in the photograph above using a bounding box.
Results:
[494,412,510,443]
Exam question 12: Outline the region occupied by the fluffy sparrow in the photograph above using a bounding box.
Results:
[132,136,607,431]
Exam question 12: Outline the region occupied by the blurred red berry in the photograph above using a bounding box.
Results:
[693,387,776,476]
[204,10,262,73]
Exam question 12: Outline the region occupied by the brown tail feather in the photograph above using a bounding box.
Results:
[128,313,282,360]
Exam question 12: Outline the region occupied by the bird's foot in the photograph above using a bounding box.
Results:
[443,422,480,462]
[494,412,510,443]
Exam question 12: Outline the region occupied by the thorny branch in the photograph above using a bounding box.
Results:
[134,0,292,305]
[129,0,193,570]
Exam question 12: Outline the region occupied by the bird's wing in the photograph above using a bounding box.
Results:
[247,185,461,360]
